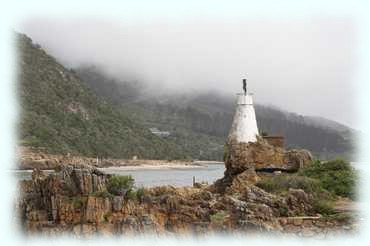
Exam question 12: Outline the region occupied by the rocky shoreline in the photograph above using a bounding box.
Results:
[17,163,358,237]
[18,147,208,170]
[17,139,359,237]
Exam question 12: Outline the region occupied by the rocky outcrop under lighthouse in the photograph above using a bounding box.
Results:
[213,136,313,194]
[224,137,313,176]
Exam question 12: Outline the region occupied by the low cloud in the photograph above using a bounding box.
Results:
[18,17,356,126]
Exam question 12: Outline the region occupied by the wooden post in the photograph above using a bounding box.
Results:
[192,176,195,187]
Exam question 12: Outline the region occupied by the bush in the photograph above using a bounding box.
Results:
[106,175,135,196]
[256,174,336,215]
[300,159,357,199]
[256,159,358,216]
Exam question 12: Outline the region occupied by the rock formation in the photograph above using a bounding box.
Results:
[16,86,352,237]
[17,164,355,237]
[225,137,313,175]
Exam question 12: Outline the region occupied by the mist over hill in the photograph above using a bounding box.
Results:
[76,66,356,160]
[16,29,356,161]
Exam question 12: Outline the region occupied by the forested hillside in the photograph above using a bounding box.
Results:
[17,33,188,159]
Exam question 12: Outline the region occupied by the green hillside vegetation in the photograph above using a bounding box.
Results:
[17,33,188,159]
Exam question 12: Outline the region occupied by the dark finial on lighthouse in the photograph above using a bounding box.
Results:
[242,78,247,95]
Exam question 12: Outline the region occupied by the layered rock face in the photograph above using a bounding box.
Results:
[19,164,339,237]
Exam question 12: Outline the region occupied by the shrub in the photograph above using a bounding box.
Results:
[300,159,357,199]
[106,175,135,196]
[256,174,336,215]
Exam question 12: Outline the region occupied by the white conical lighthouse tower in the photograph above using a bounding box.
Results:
[228,76,259,143]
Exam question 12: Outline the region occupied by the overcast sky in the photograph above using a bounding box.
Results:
[18,17,356,127]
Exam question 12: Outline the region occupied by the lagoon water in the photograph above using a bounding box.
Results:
[13,164,226,187]
[13,162,364,187]
[99,164,225,187]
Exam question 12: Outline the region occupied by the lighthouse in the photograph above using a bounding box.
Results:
[227,77,259,143]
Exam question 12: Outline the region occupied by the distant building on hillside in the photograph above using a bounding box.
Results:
[149,128,170,137]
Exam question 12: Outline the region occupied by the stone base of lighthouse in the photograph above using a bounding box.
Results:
[224,137,313,180]
[224,136,313,176]
[212,137,313,194]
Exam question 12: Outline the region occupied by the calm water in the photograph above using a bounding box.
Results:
[13,162,364,187]
[99,164,225,187]
[12,169,54,181]
[13,164,225,187]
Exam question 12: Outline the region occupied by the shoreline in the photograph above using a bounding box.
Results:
[15,161,225,171]
[18,145,224,170]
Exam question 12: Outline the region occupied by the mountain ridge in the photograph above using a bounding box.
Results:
[17,31,355,161]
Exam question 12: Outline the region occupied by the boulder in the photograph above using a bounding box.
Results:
[284,189,314,216]
[225,138,285,175]
[224,137,313,175]
[226,169,260,194]
[284,149,313,170]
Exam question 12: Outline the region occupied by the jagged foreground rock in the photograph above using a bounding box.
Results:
[17,163,356,237]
